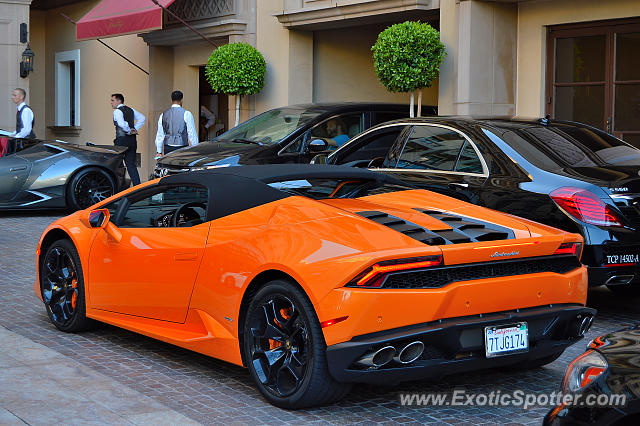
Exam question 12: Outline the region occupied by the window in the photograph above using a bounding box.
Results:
[118,185,208,228]
[218,106,328,146]
[394,126,467,171]
[335,125,406,164]
[55,50,80,126]
[309,113,364,150]
[547,18,640,147]
[455,142,483,174]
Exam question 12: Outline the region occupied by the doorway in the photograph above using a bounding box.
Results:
[198,66,228,141]
[546,18,640,147]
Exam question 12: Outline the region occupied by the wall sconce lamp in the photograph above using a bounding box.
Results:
[20,44,34,78]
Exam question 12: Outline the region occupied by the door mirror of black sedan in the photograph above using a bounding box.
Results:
[367,157,385,168]
[308,139,328,153]
[310,154,328,164]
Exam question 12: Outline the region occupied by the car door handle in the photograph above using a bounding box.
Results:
[10,166,27,171]
[174,252,198,261]
[449,183,469,188]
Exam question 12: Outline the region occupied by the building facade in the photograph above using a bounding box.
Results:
[2,0,638,179]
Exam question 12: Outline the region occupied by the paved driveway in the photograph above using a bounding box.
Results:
[1,211,638,425]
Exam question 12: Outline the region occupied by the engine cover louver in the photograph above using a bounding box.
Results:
[356,209,514,246]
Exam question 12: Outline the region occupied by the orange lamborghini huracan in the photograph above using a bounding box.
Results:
[35,165,595,408]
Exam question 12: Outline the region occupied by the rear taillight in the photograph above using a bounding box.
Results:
[554,242,583,259]
[550,187,623,227]
[347,255,443,288]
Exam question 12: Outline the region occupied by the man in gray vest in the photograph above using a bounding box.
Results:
[154,90,198,160]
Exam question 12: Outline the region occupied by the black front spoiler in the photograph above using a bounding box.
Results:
[326,304,596,384]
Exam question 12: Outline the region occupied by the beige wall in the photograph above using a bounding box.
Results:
[517,0,640,118]
[29,9,45,138]
[256,0,313,113]
[258,0,439,113]
[313,24,439,107]
[28,1,150,175]
[40,1,149,142]
[0,0,31,132]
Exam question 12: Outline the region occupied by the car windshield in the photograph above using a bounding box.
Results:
[496,123,640,169]
[216,107,329,146]
[267,178,410,199]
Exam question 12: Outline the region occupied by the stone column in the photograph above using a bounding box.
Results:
[147,46,174,176]
[438,0,517,117]
[256,0,313,116]
[0,0,32,131]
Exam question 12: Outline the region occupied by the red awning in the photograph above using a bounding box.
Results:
[76,0,176,41]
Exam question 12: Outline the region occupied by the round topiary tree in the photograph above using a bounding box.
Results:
[372,21,446,117]
[205,42,266,127]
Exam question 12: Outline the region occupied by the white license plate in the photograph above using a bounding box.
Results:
[484,322,529,358]
[604,254,640,266]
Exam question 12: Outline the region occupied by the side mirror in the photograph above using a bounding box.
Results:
[367,157,385,168]
[84,208,122,242]
[310,154,328,164]
[308,139,328,153]
[87,208,110,228]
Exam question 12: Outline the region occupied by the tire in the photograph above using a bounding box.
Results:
[40,239,94,332]
[67,167,116,211]
[243,280,351,409]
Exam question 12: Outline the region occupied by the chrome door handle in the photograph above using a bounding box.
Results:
[10,166,26,171]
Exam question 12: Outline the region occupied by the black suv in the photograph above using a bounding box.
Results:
[152,103,435,178]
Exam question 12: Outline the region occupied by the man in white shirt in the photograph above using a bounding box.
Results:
[154,91,198,160]
[111,93,146,186]
[9,88,35,154]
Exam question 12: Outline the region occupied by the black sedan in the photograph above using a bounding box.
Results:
[0,138,128,211]
[544,325,640,425]
[151,103,435,178]
[319,117,640,292]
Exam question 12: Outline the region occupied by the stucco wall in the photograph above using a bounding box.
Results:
[256,0,290,112]
[0,0,31,133]
[28,1,149,150]
[517,0,640,117]
[29,10,46,138]
[313,24,439,107]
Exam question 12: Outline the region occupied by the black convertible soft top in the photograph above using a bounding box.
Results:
[159,164,410,220]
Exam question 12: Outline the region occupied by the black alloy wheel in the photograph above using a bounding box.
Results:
[243,280,351,409]
[68,167,115,211]
[40,239,93,332]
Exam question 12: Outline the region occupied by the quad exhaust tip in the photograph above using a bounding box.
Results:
[354,346,396,368]
[394,341,425,364]
[355,341,426,369]
[579,315,594,336]
[605,275,635,286]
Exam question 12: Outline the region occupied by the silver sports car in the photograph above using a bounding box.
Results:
[0,138,129,210]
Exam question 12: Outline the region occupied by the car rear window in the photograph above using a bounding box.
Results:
[494,123,640,169]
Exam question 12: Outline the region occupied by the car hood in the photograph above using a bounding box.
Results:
[158,141,269,168]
